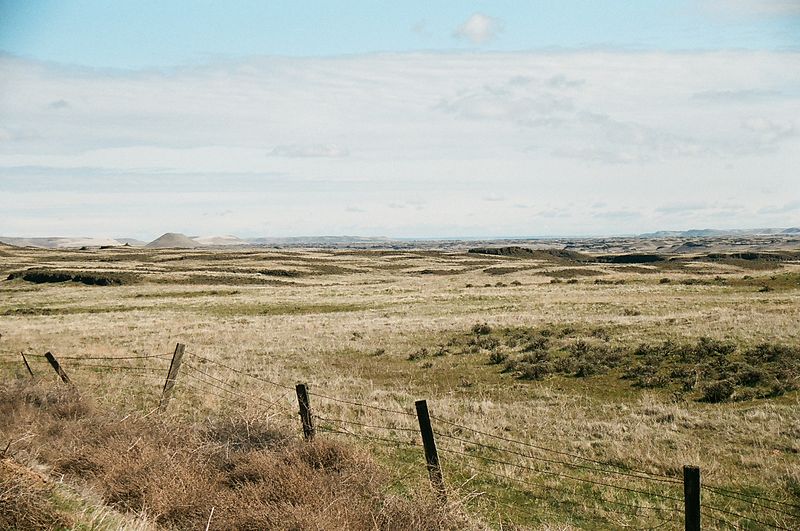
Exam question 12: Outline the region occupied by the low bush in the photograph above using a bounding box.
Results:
[8,268,138,286]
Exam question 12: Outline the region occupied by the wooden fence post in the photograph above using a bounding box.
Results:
[295,383,315,441]
[684,465,701,531]
[159,343,185,412]
[21,352,34,378]
[415,399,446,502]
[44,351,72,385]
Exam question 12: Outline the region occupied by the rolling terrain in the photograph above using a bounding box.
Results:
[0,238,798,530]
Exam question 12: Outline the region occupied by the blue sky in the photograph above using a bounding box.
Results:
[1,0,799,68]
[0,1,799,238]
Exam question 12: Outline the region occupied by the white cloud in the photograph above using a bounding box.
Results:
[706,0,800,16]
[0,51,798,237]
[741,117,796,144]
[268,144,349,158]
[453,13,503,44]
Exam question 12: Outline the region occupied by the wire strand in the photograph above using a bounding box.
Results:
[437,445,684,504]
[702,501,792,530]
[703,484,800,512]
[454,459,679,518]
[57,353,171,361]
[180,378,245,403]
[317,425,420,448]
[435,429,683,487]
[308,390,416,417]
[702,485,799,518]
[184,365,295,416]
[191,353,294,390]
[430,413,680,483]
[700,509,737,529]
[314,414,418,433]
[67,363,165,373]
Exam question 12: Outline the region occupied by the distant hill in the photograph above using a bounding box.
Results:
[192,235,247,246]
[640,228,798,238]
[246,235,391,245]
[145,233,199,249]
[0,237,123,248]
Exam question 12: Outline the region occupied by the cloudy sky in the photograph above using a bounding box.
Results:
[1,1,799,239]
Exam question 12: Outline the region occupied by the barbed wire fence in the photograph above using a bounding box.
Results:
[1,345,798,530]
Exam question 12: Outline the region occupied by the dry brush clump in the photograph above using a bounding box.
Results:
[0,380,474,530]
[0,458,74,530]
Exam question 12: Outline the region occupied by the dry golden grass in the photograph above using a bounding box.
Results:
[0,380,474,531]
[1,244,799,529]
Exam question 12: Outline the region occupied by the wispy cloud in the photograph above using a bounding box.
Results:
[268,144,349,158]
[692,89,784,102]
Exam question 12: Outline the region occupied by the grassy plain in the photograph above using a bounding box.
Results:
[0,242,798,529]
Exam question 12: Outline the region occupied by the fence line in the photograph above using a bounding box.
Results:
[702,484,800,513]
[453,459,679,523]
[436,444,684,504]
[57,353,171,361]
[2,343,797,530]
[313,413,419,434]
[430,412,682,484]
[701,501,791,530]
[433,428,683,486]
[317,426,421,449]
[309,390,417,417]
[191,353,293,391]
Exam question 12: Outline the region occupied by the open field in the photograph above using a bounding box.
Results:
[1,240,799,530]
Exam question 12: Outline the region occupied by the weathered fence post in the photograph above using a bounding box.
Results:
[415,399,447,502]
[159,343,185,412]
[44,351,72,385]
[21,352,34,378]
[295,383,315,441]
[684,465,701,531]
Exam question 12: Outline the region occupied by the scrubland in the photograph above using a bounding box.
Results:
[0,242,798,529]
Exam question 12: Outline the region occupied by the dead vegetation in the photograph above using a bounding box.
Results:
[0,458,74,530]
[0,380,474,530]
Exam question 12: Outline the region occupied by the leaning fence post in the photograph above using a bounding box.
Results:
[159,343,185,412]
[44,351,72,385]
[295,383,315,441]
[684,465,701,531]
[21,352,34,378]
[415,399,447,502]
